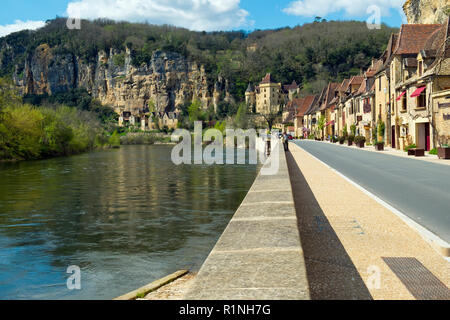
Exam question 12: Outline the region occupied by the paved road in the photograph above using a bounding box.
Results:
[293,140,450,243]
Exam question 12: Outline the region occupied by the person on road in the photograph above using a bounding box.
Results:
[283,132,289,151]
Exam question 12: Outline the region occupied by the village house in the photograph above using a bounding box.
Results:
[283,80,301,101]
[303,87,327,138]
[282,99,298,133]
[119,109,180,131]
[341,76,364,136]
[335,79,350,136]
[353,60,380,142]
[319,82,340,139]
[390,20,450,151]
[294,95,317,138]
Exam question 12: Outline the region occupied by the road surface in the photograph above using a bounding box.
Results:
[293,140,450,243]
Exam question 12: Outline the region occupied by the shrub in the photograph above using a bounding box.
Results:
[354,135,366,144]
[347,134,355,143]
[404,144,417,152]
[108,130,121,148]
[378,120,385,139]
[119,132,158,145]
[339,136,345,144]
[429,148,437,155]
[350,124,357,136]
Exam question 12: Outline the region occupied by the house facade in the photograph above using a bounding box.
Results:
[246,73,287,115]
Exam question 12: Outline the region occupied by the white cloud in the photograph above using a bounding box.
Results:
[283,0,405,18]
[0,20,46,37]
[66,0,250,31]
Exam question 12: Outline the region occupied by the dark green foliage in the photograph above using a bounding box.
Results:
[404,144,417,152]
[23,88,118,125]
[0,78,112,161]
[354,135,366,144]
[0,18,397,99]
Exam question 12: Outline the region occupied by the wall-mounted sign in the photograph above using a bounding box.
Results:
[401,127,407,136]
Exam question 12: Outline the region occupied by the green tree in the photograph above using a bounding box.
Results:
[188,100,206,123]
[317,115,326,139]
[234,102,248,129]
[108,130,121,148]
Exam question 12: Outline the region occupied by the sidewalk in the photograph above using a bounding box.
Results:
[311,139,450,167]
[288,143,449,300]
[184,143,310,300]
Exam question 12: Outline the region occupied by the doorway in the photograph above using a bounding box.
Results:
[391,126,396,149]
[416,123,431,151]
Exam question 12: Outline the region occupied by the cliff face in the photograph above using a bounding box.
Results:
[403,0,450,24]
[13,44,230,115]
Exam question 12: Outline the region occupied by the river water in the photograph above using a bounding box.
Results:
[0,145,260,299]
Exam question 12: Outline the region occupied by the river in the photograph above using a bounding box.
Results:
[0,145,260,299]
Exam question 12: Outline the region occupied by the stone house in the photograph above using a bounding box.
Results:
[283,80,301,101]
[352,60,380,142]
[294,95,317,138]
[373,33,399,145]
[304,87,327,137]
[389,21,448,151]
[319,82,340,139]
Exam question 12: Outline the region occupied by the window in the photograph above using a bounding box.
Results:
[379,77,381,91]
[418,61,423,76]
[401,94,407,111]
[417,90,426,109]
[391,95,395,114]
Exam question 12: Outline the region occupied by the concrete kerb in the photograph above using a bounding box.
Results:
[114,270,189,300]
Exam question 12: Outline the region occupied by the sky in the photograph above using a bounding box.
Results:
[0,0,407,37]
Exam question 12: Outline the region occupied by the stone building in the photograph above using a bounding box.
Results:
[246,73,287,115]
[391,19,450,150]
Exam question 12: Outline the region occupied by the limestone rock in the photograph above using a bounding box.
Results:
[403,0,450,24]
[13,45,229,116]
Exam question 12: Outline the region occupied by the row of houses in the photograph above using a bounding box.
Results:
[290,19,450,151]
[119,110,180,131]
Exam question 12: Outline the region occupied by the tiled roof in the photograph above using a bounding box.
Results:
[375,33,399,74]
[320,82,339,111]
[260,73,276,84]
[307,87,327,115]
[283,80,299,91]
[296,95,317,117]
[404,58,418,67]
[338,79,350,92]
[356,79,366,96]
[394,24,441,55]
[349,75,364,86]
[365,59,383,77]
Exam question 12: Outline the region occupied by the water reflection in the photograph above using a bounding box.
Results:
[0,145,259,299]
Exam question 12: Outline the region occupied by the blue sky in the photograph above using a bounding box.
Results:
[0,0,406,37]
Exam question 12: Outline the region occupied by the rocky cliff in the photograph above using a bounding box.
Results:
[403,0,450,24]
[12,44,231,115]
